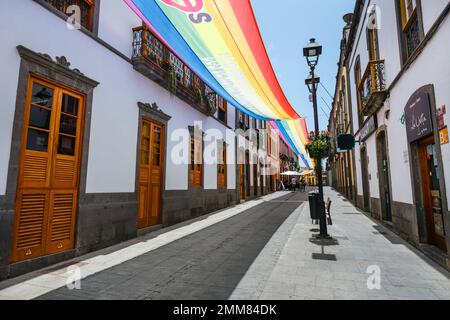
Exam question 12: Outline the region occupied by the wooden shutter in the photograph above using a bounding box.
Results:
[12,191,49,261]
[138,121,151,228]
[46,191,77,253]
[138,120,164,228]
[12,77,84,261]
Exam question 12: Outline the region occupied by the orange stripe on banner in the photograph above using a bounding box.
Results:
[228,0,300,119]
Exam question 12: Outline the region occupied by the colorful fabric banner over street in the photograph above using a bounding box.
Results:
[124,0,312,163]
[271,119,313,169]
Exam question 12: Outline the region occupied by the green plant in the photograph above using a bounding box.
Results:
[306,131,331,160]
[195,87,204,105]
[165,63,177,94]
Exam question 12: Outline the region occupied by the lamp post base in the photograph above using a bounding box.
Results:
[313,233,332,240]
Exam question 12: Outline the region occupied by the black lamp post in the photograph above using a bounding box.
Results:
[303,38,329,238]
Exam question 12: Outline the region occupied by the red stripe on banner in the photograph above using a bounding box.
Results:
[300,118,311,143]
[228,0,300,119]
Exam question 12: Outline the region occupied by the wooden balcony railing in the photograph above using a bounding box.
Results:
[131,25,226,117]
[358,59,387,116]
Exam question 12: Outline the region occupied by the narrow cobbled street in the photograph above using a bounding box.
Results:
[1,188,449,300]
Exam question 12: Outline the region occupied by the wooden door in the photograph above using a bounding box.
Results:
[360,148,371,211]
[239,164,245,201]
[419,136,447,251]
[12,77,84,262]
[377,133,392,222]
[138,119,164,228]
[245,152,250,197]
[253,164,258,196]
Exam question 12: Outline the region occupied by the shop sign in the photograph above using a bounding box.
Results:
[405,91,433,143]
[439,126,449,145]
[360,116,377,141]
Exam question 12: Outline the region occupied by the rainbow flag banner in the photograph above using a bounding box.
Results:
[125,0,302,119]
[125,0,312,164]
[271,119,313,169]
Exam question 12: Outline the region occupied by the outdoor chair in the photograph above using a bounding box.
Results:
[326,198,332,225]
[312,197,332,225]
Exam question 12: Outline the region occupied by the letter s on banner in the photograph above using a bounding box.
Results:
[189,12,212,24]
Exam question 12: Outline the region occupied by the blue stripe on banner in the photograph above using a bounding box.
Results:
[129,0,270,120]
[274,121,311,169]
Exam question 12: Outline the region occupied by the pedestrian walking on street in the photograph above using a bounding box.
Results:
[301,179,307,192]
[291,176,297,191]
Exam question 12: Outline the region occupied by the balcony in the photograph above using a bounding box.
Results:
[358,59,388,116]
[131,25,220,116]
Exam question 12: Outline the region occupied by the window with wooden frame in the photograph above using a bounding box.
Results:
[189,133,203,187]
[400,0,417,27]
[217,141,227,188]
[12,76,85,262]
[217,96,227,124]
[367,23,380,61]
[397,0,423,60]
[354,56,364,127]
[44,0,96,31]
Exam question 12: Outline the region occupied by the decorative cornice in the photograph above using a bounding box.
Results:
[137,102,171,122]
[16,45,99,87]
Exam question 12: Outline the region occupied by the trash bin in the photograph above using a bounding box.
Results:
[308,191,320,220]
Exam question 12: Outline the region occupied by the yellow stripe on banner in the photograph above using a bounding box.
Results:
[287,120,308,155]
[186,3,275,118]
[213,0,291,119]
[202,0,289,119]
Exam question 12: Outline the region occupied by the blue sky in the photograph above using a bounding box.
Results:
[251,0,356,131]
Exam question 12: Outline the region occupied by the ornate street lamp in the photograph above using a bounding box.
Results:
[303,38,322,68]
[303,38,329,238]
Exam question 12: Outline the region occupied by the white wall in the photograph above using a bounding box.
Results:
[387,14,450,205]
[348,0,450,205]
[0,0,236,195]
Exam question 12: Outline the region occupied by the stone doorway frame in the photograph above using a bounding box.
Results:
[406,85,450,256]
[375,126,393,222]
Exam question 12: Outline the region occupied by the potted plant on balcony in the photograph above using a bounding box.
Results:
[195,87,204,106]
[163,62,177,95]
[306,131,332,160]
[205,95,217,116]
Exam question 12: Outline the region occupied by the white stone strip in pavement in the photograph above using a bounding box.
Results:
[231,187,450,300]
[0,191,289,300]
[229,201,306,299]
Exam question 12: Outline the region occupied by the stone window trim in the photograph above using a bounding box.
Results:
[32,0,131,64]
[135,102,171,196]
[0,45,99,266]
[5,45,99,200]
[394,0,425,66]
[33,0,101,36]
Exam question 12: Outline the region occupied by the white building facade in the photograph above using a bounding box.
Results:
[346,0,450,269]
[0,0,278,279]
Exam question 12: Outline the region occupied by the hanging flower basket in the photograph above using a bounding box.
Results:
[306,131,332,160]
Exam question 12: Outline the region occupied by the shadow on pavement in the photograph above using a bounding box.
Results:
[36,192,307,300]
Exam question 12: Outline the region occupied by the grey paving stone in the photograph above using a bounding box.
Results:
[36,192,305,300]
